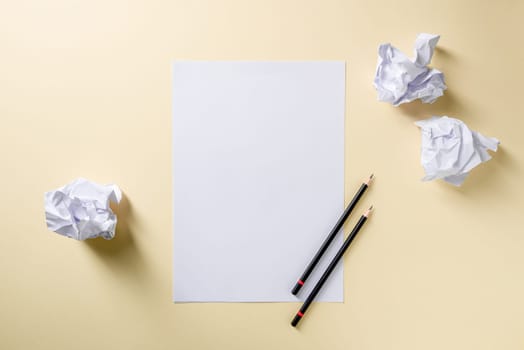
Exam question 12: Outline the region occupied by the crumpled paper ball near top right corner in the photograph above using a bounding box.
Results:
[374,33,447,106]
[415,116,500,186]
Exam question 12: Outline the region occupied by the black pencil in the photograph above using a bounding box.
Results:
[291,205,373,327]
[291,174,374,295]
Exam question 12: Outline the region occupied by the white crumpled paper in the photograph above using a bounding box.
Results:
[374,33,447,106]
[415,116,500,186]
[44,178,122,240]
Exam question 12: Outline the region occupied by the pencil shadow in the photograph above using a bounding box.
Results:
[84,193,150,284]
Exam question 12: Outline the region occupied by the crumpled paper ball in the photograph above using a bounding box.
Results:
[374,33,447,106]
[44,178,122,240]
[415,116,500,186]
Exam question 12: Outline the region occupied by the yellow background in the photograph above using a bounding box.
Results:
[1,0,523,349]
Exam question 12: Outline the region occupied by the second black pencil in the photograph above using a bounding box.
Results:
[291,205,374,327]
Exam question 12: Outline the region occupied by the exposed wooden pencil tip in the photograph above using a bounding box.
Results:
[364,205,374,217]
[365,173,374,186]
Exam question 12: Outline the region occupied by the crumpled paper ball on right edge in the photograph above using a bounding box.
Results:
[415,116,500,186]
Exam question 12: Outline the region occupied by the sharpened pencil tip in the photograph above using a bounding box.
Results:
[364,205,374,217]
[365,174,374,186]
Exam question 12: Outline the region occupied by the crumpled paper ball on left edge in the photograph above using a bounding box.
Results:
[415,116,500,186]
[374,33,447,106]
[44,178,122,240]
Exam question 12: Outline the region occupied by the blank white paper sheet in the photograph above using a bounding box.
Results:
[172,61,345,302]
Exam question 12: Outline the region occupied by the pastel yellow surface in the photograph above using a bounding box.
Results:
[1,1,523,349]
